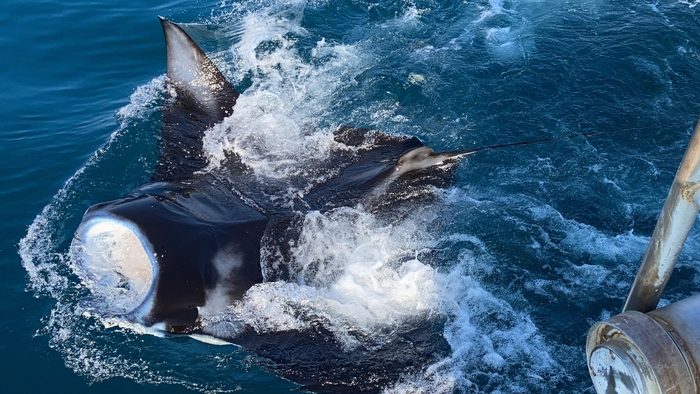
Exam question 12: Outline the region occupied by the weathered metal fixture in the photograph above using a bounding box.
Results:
[586,119,700,394]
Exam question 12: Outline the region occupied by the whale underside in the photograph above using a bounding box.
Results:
[70,18,469,393]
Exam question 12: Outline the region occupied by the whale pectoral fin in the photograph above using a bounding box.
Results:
[356,145,473,211]
[393,146,474,177]
[154,18,240,182]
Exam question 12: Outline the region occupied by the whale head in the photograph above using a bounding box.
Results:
[71,180,269,332]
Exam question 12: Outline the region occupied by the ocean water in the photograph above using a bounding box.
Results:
[4,0,700,392]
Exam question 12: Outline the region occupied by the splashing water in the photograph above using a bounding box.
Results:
[18,0,700,392]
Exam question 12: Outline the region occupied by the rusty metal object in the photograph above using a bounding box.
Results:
[647,294,700,386]
[587,295,700,394]
[623,119,700,313]
[587,119,700,393]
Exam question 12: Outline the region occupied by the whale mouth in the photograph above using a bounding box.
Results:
[71,216,156,317]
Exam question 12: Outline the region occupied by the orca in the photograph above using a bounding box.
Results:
[70,17,471,392]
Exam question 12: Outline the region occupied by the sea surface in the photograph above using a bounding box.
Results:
[4,0,700,392]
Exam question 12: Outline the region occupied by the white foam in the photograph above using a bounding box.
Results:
[679,0,700,8]
[199,200,569,393]
[116,76,166,124]
[528,204,649,264]
[40,302,249,392]
[202,207,443,347]
[234,1,307,70]
[448,0,536,61]
[202,1,372,182]
[19,206,70,298]
[383,263,565,393]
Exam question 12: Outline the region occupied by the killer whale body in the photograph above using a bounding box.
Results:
[71,18,469,392]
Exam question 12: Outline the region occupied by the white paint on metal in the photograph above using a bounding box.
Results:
[587,302,700,393]
[589,343,644,394]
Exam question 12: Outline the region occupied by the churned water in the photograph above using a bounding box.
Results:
[4,0,700,392]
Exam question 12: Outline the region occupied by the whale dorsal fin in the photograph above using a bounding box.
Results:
[160,17,239,120]
[153,18,240,182]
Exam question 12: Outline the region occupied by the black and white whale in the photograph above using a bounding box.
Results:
[70,18,471,393]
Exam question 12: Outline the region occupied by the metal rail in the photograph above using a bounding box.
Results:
[587,119,700,394]
[623,118,700,313]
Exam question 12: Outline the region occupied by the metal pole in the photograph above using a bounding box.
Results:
[623,119,700,313]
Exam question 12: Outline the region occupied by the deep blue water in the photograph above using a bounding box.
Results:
[4,0,700,392]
